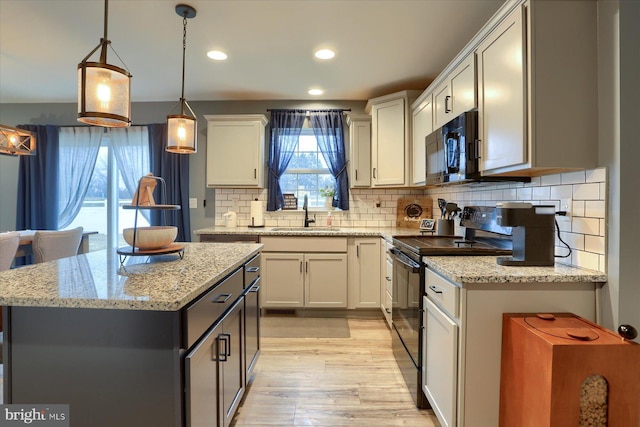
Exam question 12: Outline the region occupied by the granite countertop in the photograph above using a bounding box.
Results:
[424,256,607,285]
[194,225,424,240]
[0,242,262,311]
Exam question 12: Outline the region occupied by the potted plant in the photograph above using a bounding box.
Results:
[319,186,335,209]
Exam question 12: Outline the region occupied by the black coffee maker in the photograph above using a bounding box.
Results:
[495,202,556,266]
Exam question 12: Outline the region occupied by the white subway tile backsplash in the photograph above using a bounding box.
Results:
[562,170,586,184]
[550,185,573,200]
[532,186,550,200]
[503,189,517,200]
[558,232,584,251]
[572,250,600,271]
[572,217,600,235]
[573,183,600,200]
[214,168,606,272]
[541,174,562,186]
[586,168,606,183]
[517,187,532,200]
[585,235,605,254]
[585,200,605,218]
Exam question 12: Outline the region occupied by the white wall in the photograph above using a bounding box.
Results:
[597,0,640,334]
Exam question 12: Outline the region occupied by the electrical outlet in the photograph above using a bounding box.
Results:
[558,198,572,221]
[189,198,197,209]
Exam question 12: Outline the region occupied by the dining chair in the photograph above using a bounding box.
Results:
[0,231,20,271]
[32,227,84,263]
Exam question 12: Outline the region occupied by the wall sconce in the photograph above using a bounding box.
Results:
[0,125,36,156]
[77,0,132,128]
[166,4,197,154]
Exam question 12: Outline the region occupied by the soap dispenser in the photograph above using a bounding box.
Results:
[326,212,333,227]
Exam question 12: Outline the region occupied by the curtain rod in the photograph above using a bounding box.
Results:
[266,109,351,112]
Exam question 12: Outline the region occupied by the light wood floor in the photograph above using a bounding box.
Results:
[231,318,441,427]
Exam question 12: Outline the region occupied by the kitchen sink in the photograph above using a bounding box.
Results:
[270,227,341,232]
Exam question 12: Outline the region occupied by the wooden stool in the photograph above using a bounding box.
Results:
[500,313,640,427]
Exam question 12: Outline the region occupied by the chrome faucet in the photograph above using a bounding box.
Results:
[303,194,316,227]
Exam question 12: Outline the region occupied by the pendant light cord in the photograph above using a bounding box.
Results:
[180,13,188,114]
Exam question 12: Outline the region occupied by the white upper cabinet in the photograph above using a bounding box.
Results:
[205,115,268,188]
[347,114,371,188]
[477,0,598,176]
[366,90,421,187]
[476,7,526,172]
[411,93,433,186]
[434,54,476,129]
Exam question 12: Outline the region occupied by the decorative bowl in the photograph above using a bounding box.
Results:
[123,226,177,250]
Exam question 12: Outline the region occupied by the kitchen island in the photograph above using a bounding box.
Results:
[0,242,262,427]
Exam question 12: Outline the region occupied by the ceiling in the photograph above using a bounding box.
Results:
[0,0,504,104]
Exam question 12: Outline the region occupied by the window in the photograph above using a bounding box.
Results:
[280,129,335,209]
[65,134,150,252]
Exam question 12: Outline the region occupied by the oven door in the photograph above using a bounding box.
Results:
[390,248,422,366]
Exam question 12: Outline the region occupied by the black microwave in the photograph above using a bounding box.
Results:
[425,110,479,185]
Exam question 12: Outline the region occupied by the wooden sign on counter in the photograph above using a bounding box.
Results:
[396,198,433,228]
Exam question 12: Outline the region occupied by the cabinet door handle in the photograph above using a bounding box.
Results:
[300,261,303,273]
[246,266,260,273]
[355,169,358,180]
[385,276,391,281]
[373,167,377,179]
[254,168,257,179]
[211,293,232,303]
[217,334,229,362]
[429,285,443,294]
[222,333,231,357]
[445,95,452,113]
[356,245,359,258]
[305,261,308,273]
[385,308,391,314]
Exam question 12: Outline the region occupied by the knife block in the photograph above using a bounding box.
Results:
[499,313,640,427]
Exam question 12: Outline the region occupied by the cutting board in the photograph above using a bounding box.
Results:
[396,198,433,228]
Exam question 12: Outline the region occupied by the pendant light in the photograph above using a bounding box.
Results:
[77,0,132,128]
[0,124,36,156]
[166,4,197,154]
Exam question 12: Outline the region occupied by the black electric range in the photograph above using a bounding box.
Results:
[388,206,512,409]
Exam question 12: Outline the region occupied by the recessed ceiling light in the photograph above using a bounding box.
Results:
[314,49,335,60]
[308,88,324,96]
[207,50,228,61]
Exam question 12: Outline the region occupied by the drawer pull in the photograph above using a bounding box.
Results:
[429,285,443,294]
[249,285,261,293]
[211,293,232,303]
[246,266,260,273]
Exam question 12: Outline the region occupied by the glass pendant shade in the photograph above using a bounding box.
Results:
[77,0,132,128]
[0,125,36,156]
[167,109,197,153]
[78,62,131,127]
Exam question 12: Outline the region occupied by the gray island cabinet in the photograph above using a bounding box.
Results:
[0,243,262,427]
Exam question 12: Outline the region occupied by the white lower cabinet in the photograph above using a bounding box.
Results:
[305,254,348,307]
[423,296,458,427]
[348,238,381,309]
[260,237,348,309]
[422,267,599,427]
